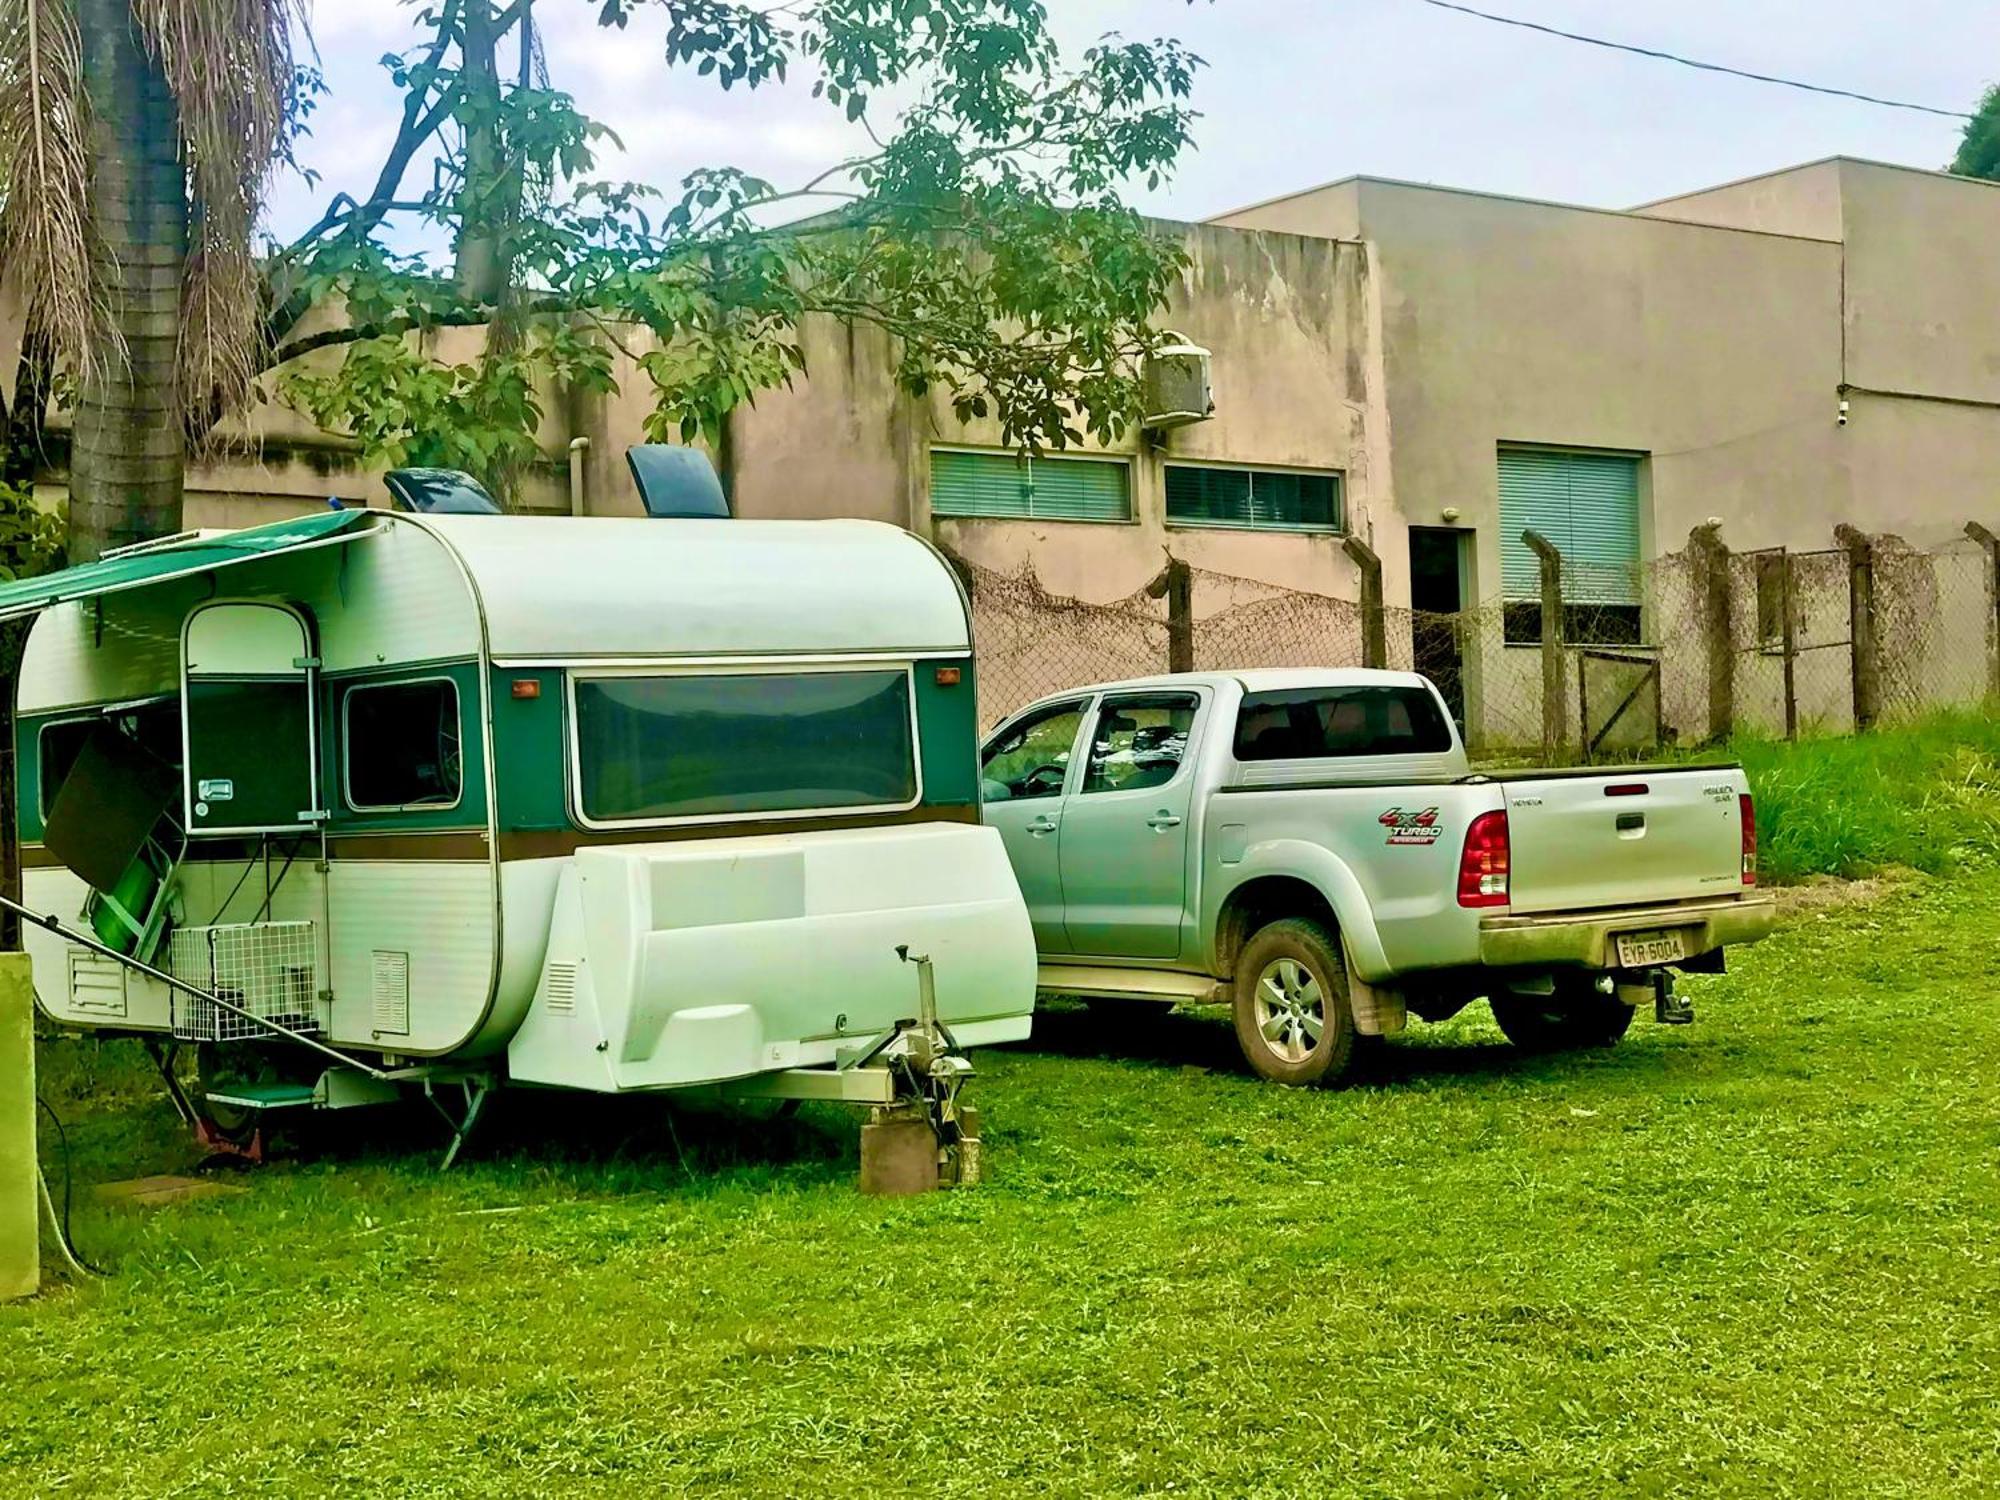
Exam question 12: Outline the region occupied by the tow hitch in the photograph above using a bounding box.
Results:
[1654,970,1695,1026]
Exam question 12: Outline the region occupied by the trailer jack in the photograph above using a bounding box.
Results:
[423,1074,495,1170]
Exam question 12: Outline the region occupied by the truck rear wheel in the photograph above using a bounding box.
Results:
[1490,976,1636,1052]
[1232,918,1359,1087]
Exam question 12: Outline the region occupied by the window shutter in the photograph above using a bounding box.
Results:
[1025,456,1130,521]
[1559,452,1641,603]
[1498,448,1640,604]
[929,451,1130,521]
[1165,465,1341,531]
[930,450,1030,517]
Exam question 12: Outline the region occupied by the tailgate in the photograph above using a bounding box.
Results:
[1502,767,1746,915]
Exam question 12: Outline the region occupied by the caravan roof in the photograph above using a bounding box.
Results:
[0,510,971,665]
[418,514,970,662]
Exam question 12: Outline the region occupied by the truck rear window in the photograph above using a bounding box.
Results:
[1233,686,1452,761]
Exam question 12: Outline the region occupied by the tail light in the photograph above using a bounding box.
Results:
[1740,793,1757,885]
[1457,810,1510,908]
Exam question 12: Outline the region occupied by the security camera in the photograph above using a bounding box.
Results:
[1837,398,1850,427]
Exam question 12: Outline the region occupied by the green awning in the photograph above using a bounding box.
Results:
[0,509,380,622]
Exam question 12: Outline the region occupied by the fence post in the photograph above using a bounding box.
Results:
[1342,536,1387,668]
[1967,521,2000,701]
[1688,522,1733,743]
[1146,557,1194,674]
[1835,524,1881,731]
[1780,550,1799,741]
[1523,529,1565,761]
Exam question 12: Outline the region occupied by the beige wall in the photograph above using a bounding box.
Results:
[1634,159,1848,241]
[1837,161,2000,408]
[1356,177,1846,574]
[934,222,1383,613]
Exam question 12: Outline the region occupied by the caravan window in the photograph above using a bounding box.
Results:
[573,669,918,824]
[343,678,463,811]
[38,701,180,819]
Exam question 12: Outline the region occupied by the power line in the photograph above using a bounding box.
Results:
[1416,0,1974,121]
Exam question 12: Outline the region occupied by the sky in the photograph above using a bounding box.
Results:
[268,0,2000,247]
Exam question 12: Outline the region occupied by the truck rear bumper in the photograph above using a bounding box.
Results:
[1477,894,1776,971]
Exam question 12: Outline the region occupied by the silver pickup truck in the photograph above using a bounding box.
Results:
[980,669,1775,1086]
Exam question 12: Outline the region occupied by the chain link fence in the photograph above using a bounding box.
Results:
[958,523,2000,763]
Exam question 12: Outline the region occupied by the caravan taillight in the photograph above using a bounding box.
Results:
[1457,811,1510,908]
[1740,793,1757,885]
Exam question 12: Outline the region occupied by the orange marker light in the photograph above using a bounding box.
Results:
[934,666,963,687]
[511,679,541,700]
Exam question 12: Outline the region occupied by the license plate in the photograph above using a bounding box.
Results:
[1615,928,1690,968]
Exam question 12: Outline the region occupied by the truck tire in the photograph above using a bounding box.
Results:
[1489,977,1636,1052]
[1232,918,1359,1087]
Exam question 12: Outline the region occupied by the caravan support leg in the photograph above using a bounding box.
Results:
[144,1038,200,1128]
[425,1074,495,1170]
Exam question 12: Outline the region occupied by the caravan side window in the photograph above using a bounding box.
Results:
[343,678,463,811]
[572,668,918,824]
[38,701,180,819]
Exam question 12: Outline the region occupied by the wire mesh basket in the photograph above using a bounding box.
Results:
[168,921,322,1042]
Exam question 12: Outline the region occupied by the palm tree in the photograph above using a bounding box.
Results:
[0,0,298,559]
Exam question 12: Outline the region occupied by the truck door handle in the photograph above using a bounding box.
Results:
[1026,816,1059,836]
[1147,812,1184,830]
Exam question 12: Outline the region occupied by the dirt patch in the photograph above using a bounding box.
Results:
[1770,868,1917,920]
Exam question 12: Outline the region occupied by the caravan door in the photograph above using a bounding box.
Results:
[181,602,323,835]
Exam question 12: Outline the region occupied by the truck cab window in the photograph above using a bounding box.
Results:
[344,678,463,810]
[1234,686,1452,760]
[981,701,1086,802]
[1083,695,1197,794]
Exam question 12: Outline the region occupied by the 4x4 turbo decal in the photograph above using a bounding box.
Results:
[1379,806,1443,846]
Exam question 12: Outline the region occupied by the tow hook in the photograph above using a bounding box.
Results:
[1654,970,1695,1026]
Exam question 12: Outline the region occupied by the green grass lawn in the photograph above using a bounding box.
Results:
[6,861,1999,1496]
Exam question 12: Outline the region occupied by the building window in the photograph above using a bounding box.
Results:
[1498,445,1643,645]
[343,679,463,811]
[1165,464,1342,532]
[929,449,1131,522]
[572,669,917,824]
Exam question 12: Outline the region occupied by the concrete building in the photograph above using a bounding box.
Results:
[34,155,2000,737]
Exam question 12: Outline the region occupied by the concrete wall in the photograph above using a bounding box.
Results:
[926,222,1385,608]
[1634,159,1848,241]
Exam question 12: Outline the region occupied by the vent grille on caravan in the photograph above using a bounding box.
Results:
[169,922,321,1042]
[543,962,577,1016]
[67,951,128,1018]
[372,950,411,1036]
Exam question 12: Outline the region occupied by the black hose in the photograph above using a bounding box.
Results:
[249,837,304,925]
[35,1096,110,1277]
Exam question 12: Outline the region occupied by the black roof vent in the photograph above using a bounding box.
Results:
[383,468,503,515]
[626,445,730,519]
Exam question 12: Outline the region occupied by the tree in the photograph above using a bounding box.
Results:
[0,0,299,559]
[273,0,1209,494]
[1,1,1206,529]
[1950,85,2000,180]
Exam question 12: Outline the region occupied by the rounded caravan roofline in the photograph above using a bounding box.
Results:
[403,513,972,663]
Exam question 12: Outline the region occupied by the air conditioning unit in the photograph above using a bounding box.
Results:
[1141,338,1215,433]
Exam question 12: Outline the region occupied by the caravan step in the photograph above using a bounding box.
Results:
[1036,964,1226,1005]
[201,1080,317,1112]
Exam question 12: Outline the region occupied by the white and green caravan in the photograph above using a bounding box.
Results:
[6,505,1033,1156]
